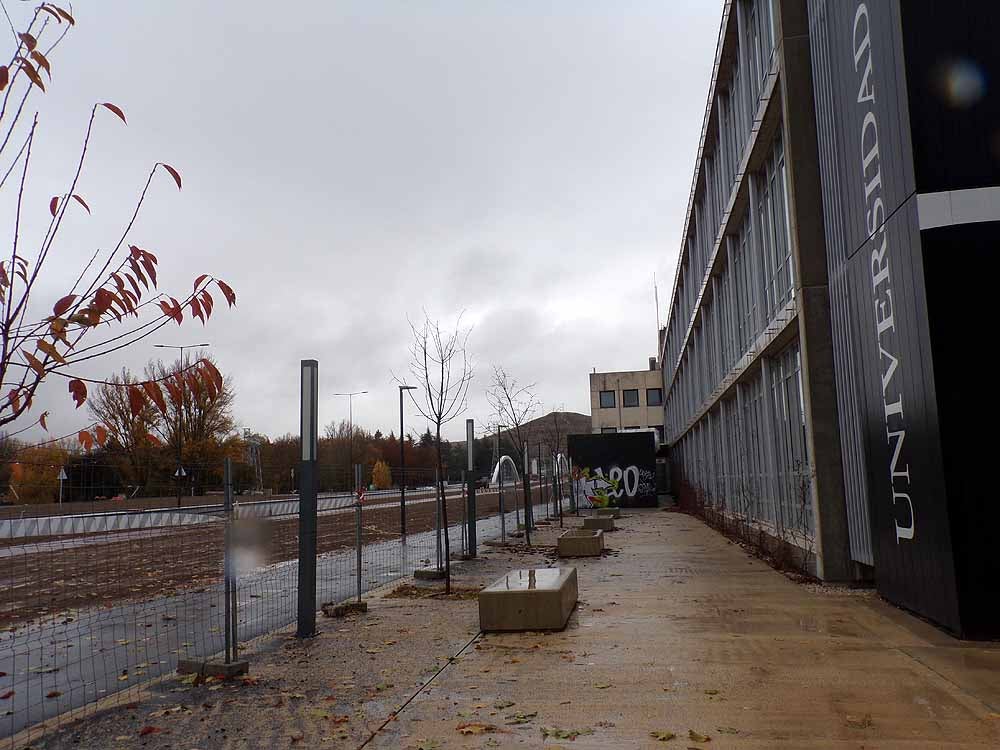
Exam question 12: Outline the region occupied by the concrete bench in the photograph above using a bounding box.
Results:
[479,567,578,631]
[596,507,621,518]
[557,528,604,557]
[584,516,615,531]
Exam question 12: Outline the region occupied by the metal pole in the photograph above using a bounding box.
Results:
[296,360,319,638]
[355,463,363,604]
[523,441,531,547]
[224,457,233,663]
[499,459,505,544]
[399,388,406,537]
[465,418,477,558]
[434,466,442,571]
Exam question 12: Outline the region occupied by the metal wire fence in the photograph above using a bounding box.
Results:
[0,459,552,747]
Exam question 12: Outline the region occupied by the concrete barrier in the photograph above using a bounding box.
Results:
[557,529,604,557]
[596,507,621,518]
[583,516,615,531]
[479,567,578,631]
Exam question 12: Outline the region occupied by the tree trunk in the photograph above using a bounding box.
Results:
[436,424,451,593]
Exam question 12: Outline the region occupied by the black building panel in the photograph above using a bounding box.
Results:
[807,0,1000,635]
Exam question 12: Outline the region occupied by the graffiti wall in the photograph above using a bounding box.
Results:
[567,432,657,508]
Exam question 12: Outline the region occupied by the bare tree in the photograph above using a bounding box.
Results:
[87,367,160,486]
[486,366,540,534]
[399,313,473,593]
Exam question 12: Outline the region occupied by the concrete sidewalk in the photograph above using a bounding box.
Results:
[376,509,1000,748]
[26,508,1000,749]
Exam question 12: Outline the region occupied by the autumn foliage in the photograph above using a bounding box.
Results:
[0,4,236,452]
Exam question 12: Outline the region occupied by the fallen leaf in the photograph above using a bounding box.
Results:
[688,729,711,742]
[1,691,14,700]
[504,711,537,725]
[493,700,515,709]
[845,713,873,729]
[541,726,594,740]
[45,690,62,699]
[138,726,162,737]
[456,722,499,735]
[594,683,612,689]
[716,726,739,734]
[650,730,676,741]
[703,689,719,696]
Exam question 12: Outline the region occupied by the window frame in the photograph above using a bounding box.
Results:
[598,390,616,409]
[647,387,663,407]
[622,389,640,408]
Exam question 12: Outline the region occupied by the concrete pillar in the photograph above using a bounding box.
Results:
[775,0,853,581]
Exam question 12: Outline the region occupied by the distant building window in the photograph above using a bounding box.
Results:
[647,388,663,406]
[654,425,665,443]
[624,426,640,431]
[622,389,640,407]
[601,427,617,434]
[599,390,616,408]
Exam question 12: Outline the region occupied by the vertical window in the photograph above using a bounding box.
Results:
[647,388,663,407]
[599,390,616,409]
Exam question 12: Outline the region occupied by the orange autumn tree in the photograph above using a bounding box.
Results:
[0,4,236,450]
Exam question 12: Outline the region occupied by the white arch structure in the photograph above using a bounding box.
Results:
[489,455,521,487]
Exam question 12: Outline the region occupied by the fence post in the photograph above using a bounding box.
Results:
[355,463,363,604]
[498,461,505,544]
[522,441,532,546]
[296,359,319,638]
[465,418,476,558]
[223,456,234,663]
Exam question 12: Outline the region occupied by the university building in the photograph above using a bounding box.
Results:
[660,0,999,637]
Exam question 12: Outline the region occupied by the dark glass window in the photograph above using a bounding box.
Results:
[622,389,640,407]
[647,388,663,406]
[599,390,616,409]
[601,427,617,434]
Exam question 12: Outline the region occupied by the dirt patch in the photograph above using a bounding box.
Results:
[386,583,482,600]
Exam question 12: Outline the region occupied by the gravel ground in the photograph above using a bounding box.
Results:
[20,525,567,750]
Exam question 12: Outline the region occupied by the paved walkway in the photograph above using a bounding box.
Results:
[376,509,1000,748]
[25,509,1000,749]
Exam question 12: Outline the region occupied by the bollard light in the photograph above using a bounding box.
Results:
[300,360,318,461]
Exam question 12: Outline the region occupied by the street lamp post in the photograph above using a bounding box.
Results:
[398,385,417,536]
[333,390,367,491]
[154,343,210,508]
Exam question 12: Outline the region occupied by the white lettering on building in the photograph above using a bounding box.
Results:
[854,4,914,543]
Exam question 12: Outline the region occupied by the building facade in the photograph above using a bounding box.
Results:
[661,0,999,637]
[589,361,665,444]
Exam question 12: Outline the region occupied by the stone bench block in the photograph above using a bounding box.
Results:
[596,507,621,518]
[479,567,578,632]
[583,516,615,531]
[557,529,604,557]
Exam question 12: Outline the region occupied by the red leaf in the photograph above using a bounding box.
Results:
[18,33,37,52]
[159,163,182,190]
[129,257,148,289]
[36,340,66,365]
[72,194,91,213]
[111,273,125,294]
[141,248,158,264]
[30,51,51,79]
[95,425,108,447]
[68,379,87,408]
[53,294,77,317]
[53,5,75,25]
[158,300,174,319]
[200,290,214,318]
[216,279,236,307]
[189,296,204,323]
[186,371,202,401]
[194,273,209,291]
[100,102,127,125]
[7,389,20,412]
[201,359,224,393]
[169,297,182,324]
[0,66,7,92]
[145,432,161,446]
[140,255,157,287]
[129,245,142,260]
[125,273,143,300]
[1,690,14,700]
[38,5,62,23]
[142,381,167,415]
[46,690,61,699]
[23,351,45,376]
[127,386,146,417]
[38,411,49,431]
[78,430,94,451]
[138,725,162,737]
[163,378,182,407]
[18,59,44,91]
[49,196,58,217]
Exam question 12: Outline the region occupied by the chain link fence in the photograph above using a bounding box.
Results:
[0,457,553,746]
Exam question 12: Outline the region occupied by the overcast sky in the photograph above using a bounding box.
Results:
[5,1,721,442]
